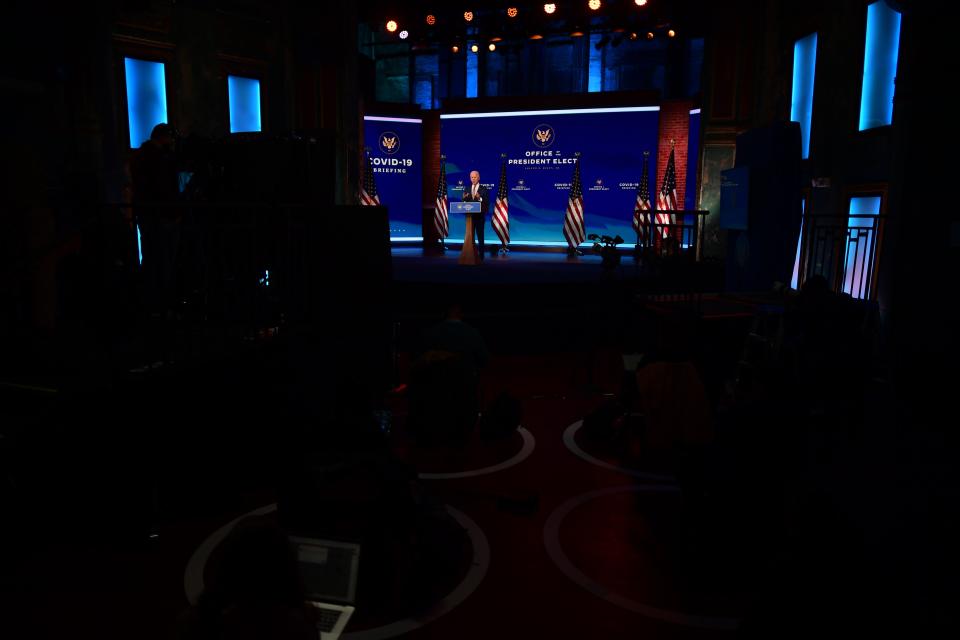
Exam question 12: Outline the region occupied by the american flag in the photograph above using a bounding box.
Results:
[492,155,509,248]
[563,155,586,249]
[434,157,449,238]
[358,150,380,206]
[655,144,678,238]
[632,151,652,244]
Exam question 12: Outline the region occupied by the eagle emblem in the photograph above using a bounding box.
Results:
[532,123,555,148]
[379,131,400,154]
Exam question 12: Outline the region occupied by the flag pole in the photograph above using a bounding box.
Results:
[498,153,509,254]
[575,151,582,256]
[570,152,583,257]
[503,152,509,254]
[440,154,446,252]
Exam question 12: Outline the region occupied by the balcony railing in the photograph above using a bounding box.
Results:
[798,214,886,300]
[628,210,710,262]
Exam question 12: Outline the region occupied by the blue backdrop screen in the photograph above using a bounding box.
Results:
[441,107,660,245]
[363,116,423,239]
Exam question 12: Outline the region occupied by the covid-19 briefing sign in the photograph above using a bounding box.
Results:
[363,115,423,239]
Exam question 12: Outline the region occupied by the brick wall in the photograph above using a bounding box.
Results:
[657,100,693,208]
[422,111,441,243]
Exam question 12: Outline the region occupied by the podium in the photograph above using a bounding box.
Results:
[451,201,481,265]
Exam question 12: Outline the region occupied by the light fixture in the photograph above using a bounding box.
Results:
[544,3,556,14]
[426,14,436,26]
[490,36,503,42]
[488,43,496,51]
[507,7,519,18]
[471,44,479,52]
[629,32,638,40]
[646,31,654,39]
[386,20,398,33]
[399,30,409,39]
[464,11,474,22]
[667,29,676,37]
[452,44,460,53]
[570,29,585,37]
[529,33,544,40]
[634,0,648,6]
[589,0,602,10]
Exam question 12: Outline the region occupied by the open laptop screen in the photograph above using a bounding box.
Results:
[290,537,360,604]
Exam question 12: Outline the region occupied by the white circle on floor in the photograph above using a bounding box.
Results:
[417,426,535,480]
[184,503,489,639]
[563,420,676,483]
[543,484,740,630]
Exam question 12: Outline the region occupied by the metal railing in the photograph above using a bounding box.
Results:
[798,214,886,300]
[627,210,709,262]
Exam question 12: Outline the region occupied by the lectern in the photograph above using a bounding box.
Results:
[451,201,481,265]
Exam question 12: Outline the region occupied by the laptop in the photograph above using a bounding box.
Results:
[290,536,361,640]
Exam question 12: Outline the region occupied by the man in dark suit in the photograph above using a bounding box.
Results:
[463,170,488,261]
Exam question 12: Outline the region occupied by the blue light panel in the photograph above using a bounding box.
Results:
[588,34,603,93]
[850,196,882,217]
[415,79,433,110]
[860,1,901,130]
[228,76,262,133]
[467,43,478,98]
[124,58,168,148]
[791,33,817,159]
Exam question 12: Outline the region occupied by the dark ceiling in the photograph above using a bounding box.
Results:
[356,1,710,50]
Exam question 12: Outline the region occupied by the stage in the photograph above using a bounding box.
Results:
[387,243,773,361]
[389,243,726,295]
[391,244,621,284]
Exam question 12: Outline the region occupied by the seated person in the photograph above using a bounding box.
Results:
[408,303,489,445]
[175,518,316,640]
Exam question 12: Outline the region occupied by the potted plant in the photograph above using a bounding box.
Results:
[588,233,624,270]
